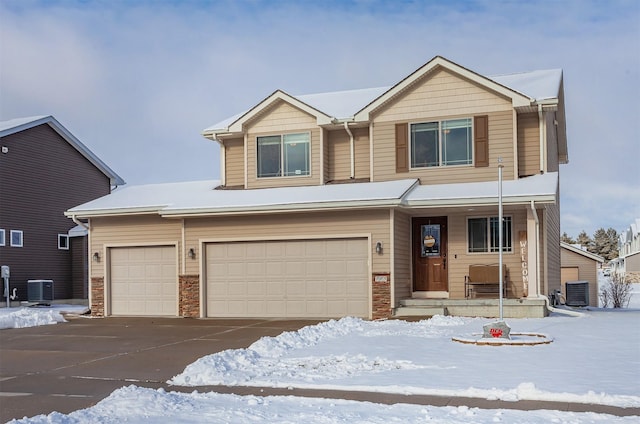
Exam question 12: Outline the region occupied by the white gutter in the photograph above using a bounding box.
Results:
[344,122,355,179]
[538,104,545,174]
[70,214,90,231]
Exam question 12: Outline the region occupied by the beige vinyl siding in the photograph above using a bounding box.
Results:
[517,112,540,177]
[245,101,320,189]
[393,210,412,303]
[326,127,370,181]
[445,208,528,299]
[90,216,182,279]
[184,210,390,276]
[543,203,561,296]
[322,128,329,183]
[223,138,245,187]
[546,112,560,172]
[373,110,515,183]
[561,248,599,307]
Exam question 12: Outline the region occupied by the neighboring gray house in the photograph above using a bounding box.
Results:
[0,116,124,304]
[611,218,640,283]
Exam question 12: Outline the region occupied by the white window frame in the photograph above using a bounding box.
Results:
[409,118,473,169]
[256,132,311,178]
[10,230,23,248]
[58,234,70,250]
[466,216,513,254]
[0,229,5,246]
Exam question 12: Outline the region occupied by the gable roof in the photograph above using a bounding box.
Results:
[561,242,605,263]
[66,172,557,219]
[0,115,125,186]
[203,55,564,141]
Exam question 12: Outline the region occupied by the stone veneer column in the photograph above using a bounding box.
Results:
[90,277,104,317]
[179,275,200,317]
[372,273,392,320]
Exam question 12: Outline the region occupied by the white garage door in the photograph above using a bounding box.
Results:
[206,238,369,318]
[109,246,177,316]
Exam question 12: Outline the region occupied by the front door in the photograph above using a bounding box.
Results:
[412,217,448,292]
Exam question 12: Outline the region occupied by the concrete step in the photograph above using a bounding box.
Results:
[394,306,448,317]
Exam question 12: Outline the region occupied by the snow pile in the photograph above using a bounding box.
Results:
[11,385,636,424]
[0,305,88,330]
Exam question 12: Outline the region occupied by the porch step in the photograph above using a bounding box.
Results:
[393,306,448,317]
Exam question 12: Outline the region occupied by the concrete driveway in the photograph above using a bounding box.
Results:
[0,316,322,422]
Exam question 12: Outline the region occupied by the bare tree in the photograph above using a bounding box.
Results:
[600,273,632,308]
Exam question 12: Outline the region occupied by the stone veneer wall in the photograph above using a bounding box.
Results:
[179,275,200,317]
[90,277,104,317]
[372,274,392,320]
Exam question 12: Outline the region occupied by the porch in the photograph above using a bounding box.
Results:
[393,297,549,319]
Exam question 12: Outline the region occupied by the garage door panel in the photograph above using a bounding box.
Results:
[109,246,177,316]
[206,238,369,318]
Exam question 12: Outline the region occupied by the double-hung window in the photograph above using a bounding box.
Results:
[58,234,69,250]
[257,132,310,178]
[10,230,23,248]
[0,229,5,246]
[411,118,472,168]
[467,216,512,253]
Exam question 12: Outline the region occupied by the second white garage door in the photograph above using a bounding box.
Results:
[205,238,369,318]
[109,246,177,316]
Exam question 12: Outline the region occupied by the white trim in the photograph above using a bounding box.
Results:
[369,122,374,182]
[389,209,395,312]
[244,133,248,188]
[512,109,519,177]
[58,234,70,250]
[256,131,312,179]
[10,230,23,247]
[408,117,474,170]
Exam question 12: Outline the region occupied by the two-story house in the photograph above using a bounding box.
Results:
[1,115,124,304]
[611,218,640,283]
[66,56,568,319]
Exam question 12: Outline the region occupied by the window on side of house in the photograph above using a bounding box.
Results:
[0,229,5,246]
[10,230,23,248]
[58,234,69,250]
[257,132,310,178]
[410,118,472,168]
[467,216,512,253]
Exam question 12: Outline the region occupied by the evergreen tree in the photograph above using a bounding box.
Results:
[591,227,619,261]
[561,232,575,244]
[576,230,592,250]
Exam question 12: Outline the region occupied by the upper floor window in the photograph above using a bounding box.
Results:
[58,234,69,250]
[10,230,23,248]
[410,118,472,168]
[257,132,310,178]
[0,229,5,246]
[467,216,512,253]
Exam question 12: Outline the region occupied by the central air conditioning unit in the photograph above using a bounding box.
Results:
[27,279,54,303]
[565,281,589,307]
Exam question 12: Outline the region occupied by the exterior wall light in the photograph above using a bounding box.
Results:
[375,241,383,255]
[92,252,100,262]
[188,248,196,259]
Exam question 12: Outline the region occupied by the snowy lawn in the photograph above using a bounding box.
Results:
[7,282,639,423]
[0,304,89,329]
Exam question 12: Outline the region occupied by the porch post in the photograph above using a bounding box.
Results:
[526,208,539,298]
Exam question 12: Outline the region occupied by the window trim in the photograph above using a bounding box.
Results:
[10,230,23,248]
[466,216,513,254]
[58,234,70,250]
[409,117,474,170]
[0,229,5,246]
[256,131,311,179]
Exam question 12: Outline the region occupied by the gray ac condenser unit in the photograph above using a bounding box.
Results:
[27,279,54,302]
[565,281,589,307]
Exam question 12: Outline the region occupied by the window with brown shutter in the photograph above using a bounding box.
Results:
[474,115,489,167]
[395,123,408,173]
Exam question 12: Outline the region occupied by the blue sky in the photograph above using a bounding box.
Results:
[1,0,639,238]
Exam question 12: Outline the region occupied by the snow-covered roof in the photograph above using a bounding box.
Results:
[0,115,125,186]
[203,56,563,137]
[66,173,557,218]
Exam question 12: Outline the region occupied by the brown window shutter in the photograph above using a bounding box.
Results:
[396,123,409,173]
[474,115,489,167]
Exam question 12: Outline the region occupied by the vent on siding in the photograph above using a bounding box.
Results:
[27,280,54,302]
[565,281,589,307]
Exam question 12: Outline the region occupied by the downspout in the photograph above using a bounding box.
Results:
[538,104,545,174]
[344,122,355,179]
[71,214,89,231]
[530,200,582,317]
[218,138,226,187]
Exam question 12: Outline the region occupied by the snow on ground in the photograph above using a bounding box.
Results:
[0,304,88,329]
[7,280,640,423]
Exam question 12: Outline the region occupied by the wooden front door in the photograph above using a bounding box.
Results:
[412,217,448,292]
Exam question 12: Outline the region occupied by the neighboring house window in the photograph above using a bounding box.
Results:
[58,234,69,250]
[10,230,23,247]
[0,229,5,246]
[257,132,310,178]
[410,118,472,168]
[467,217,512,253]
